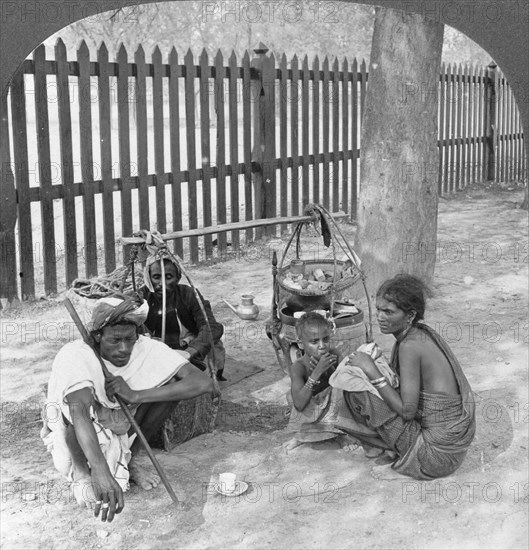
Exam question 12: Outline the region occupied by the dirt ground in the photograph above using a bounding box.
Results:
[1,185,528,550]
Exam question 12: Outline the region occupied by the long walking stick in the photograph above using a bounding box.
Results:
[270,251,290,372]
[160,258,167,343]
[63,298,180,505]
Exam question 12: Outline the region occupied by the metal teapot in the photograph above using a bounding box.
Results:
[223,294,260,320]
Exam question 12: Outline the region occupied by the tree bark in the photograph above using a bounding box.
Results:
[356,8,444,296]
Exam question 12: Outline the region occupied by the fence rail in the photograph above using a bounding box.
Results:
[1,41,526,301]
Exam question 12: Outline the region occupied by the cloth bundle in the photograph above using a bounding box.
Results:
[329,342,399,397]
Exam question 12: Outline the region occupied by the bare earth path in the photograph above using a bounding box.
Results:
[1,187,527,549]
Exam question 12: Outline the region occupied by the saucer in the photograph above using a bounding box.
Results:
[214,480,249,497]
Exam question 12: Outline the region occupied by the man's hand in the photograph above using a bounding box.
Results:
[105,374,138,404]
[177,347,198,361]
[310,353,337,378]
[211,382,221,400]
[90,465,125,523]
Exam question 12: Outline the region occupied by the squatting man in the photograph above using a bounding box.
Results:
[41,294,217,522]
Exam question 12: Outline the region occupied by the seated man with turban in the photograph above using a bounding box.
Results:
[41,293,215,522]
[140,254,227,381]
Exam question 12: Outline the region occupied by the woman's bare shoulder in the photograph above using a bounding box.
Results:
[398,331,425,356]
[400,328,449,367]
[400,330,425,346]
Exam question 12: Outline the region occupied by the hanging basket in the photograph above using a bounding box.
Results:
[270,203,374,373]
[277,259,361,297]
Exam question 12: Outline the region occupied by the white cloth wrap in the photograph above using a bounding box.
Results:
[330,342,399,398]
[42,336,188,486]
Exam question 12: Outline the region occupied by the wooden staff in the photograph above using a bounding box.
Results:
[270,251,290,372]
[160,257,167,343]
[63,298,180,505]
[271,251,278,324]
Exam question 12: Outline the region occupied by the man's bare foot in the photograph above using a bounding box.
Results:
[129,460,160,490]
[71,476,96,508]
[282,438,304,453]
[371,463,406,480]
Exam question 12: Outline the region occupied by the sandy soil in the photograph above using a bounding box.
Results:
[1,185,528,550]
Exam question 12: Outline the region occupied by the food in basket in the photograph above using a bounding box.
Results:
[279,259,358,299]
[306,281,332,290]
[341,259,355,279]
[283,278,303,290]
[285,271,304,284]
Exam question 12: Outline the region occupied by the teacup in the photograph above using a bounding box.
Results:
[218,472,237,493]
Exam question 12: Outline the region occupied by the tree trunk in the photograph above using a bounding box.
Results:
[356,8,444,297]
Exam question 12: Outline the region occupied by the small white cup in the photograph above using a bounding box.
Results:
[218,472,237,493]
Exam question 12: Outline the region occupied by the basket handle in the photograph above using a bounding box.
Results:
[278,223,303,270]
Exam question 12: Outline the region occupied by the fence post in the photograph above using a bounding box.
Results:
[484,62,498,181]
[251,43,276,238]
[0,88,19,307]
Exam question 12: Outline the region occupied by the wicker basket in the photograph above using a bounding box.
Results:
[150,393,218,451]
[277,259,361,297]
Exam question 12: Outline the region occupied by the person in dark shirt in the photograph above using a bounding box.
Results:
[139,256,227,381]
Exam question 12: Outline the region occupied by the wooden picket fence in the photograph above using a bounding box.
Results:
[1,41,526,300]
[437,63,525,193]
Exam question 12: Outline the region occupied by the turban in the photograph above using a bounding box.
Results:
[89,293,149,332]
[142,253,182,294]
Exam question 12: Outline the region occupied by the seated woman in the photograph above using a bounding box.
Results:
[285,312,378,448]
[343,274,476,480]
[139,255,227,381]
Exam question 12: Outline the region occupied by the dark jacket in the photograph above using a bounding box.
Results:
[140,285,224,361]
